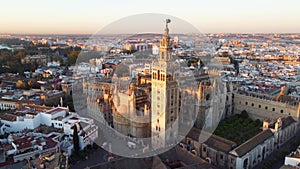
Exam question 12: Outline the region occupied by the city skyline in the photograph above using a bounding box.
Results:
[1,0,300,34]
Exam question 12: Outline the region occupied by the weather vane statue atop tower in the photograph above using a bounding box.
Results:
[159,19,172,61]
[164,19,171,36]
[166,19,171,26]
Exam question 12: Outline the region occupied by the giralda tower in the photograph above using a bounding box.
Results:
[151,19,179,149]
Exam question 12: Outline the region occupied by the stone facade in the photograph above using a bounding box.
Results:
[182,115,297,169]
[234,92,300,121]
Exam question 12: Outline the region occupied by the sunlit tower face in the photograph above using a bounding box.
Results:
[151,19,180,149]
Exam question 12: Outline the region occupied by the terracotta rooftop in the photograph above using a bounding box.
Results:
[25,105,53,111]
[45,107,67,115]
[1,113,17,121]
[44,137,57,149]
[18,142,32,150]
[13,136,34,145]
[1,144,14,151]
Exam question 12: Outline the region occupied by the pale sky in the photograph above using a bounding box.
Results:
[1,0,300,34]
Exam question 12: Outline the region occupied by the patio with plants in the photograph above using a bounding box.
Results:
[213,111,262,145]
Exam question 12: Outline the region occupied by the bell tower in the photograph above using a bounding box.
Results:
[151,19,179,149]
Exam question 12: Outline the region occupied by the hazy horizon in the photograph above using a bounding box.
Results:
[1,0,300,34]
[2,32,300,35]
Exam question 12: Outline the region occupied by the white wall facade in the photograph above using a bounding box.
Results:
[284,157,300,166]
[0,107,68,133]
[233,136,275,169]
[0,101,17,110]
[1,114,41,133]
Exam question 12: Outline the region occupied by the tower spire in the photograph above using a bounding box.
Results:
[159,19,172,60]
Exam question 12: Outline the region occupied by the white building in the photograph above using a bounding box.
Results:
[0,99,17,110]
[229,116,297,169]
[263,116,297,148]
[135,43,149,52]
[0,106,98,152]
[284,146,300,167]
[47,61,60,67]
[229,129,275,169]
[0,107,68,134]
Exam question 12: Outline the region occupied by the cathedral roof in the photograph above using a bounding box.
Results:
[203,134,237,153]
[187,127,236,152]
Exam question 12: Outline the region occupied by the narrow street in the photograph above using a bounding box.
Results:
[70,148,108,169]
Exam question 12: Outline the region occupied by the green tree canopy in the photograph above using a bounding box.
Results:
[73,124,80,155]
